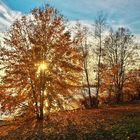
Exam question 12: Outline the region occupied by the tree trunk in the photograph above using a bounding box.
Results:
[83,65,92,108]
[95,35,102,107]
[116,87,123,103]
[38,70,45,120]
[107,85,112,103]
[82,43,92,108]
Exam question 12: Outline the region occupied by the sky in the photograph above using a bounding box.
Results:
[0,0,140,41]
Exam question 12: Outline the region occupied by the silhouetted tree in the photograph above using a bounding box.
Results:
[103,27,138,103]
[74,23,94,108]
[93,13,107,107]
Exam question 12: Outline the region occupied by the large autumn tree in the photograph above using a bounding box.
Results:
[0,5,83,120]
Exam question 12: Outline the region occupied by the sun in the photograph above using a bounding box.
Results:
[36,61,48,76]
[39,62,48,71]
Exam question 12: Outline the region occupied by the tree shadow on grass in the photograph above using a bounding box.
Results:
[1,119,47,140]
[26,120,46,140]
[65,119,78,140]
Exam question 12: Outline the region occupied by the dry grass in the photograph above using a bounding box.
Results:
[0,101,140,140]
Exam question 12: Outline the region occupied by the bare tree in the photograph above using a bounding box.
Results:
[94,12,107,107]
[103,27,138,103]
[74,23,93,108]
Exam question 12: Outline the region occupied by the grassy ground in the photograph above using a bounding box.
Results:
[0,101,140,140]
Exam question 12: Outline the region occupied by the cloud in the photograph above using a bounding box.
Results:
[49,0,140,35]
[0,0,22,32]
[134,34,140,43]
[0,0,139,42]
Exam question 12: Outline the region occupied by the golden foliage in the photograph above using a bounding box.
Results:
[0,5,83,118]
